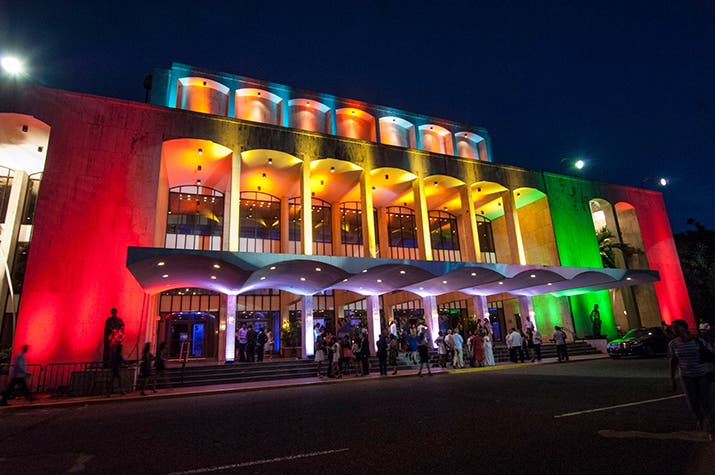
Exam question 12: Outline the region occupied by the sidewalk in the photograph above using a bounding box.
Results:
[0,354,607,411]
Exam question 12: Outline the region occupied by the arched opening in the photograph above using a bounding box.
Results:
[288,99,331,133]
[455,132,486,160]
[238,191,281,253]
[234,88,283,125]
[418,124,453,155]
[379,116,416,148]
[429,210,461,262]
[476,215,497,263]
[472,181,509,263]
[339,201,378,257]
[288,197,332,255]
[424,175,465,261]
[335,108,376,141]
[176,77,229,116]
[387,206,418,259]
[514,187,559,265]
[158,288,221,360]
[165,185,224,251]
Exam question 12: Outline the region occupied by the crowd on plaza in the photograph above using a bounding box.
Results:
[234,323,274,363]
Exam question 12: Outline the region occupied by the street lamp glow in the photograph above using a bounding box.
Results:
[1,56,23,75]
[659,177,668,186]
[574,159,585,170]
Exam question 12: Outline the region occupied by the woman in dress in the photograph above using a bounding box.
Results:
[264,329,274,360]
[483,332,495,366]
[470,331,485,367]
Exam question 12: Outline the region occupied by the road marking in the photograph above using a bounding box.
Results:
[68,452,94,472]
[599,429,712,442]
[167,448,350,474]
[554,394,684,418]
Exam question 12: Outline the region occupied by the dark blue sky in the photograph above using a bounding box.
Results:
[2,0,713,232]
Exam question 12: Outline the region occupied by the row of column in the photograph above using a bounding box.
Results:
[226,162,527,265]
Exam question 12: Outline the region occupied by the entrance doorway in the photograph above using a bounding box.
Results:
[164,311,217,359]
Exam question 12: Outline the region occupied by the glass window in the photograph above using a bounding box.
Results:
[166,185,224,251]
[239,192,280,253]
[288,197,332,255]
[387,206,418,259]
[0,167,15,224]
[476,215,497,263]
[429,210,460,262]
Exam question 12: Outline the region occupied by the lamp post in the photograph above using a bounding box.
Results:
[1,56,23,76]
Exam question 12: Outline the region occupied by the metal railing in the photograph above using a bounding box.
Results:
[0,364,44,392]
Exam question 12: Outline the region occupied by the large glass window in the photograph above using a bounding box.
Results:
[340,202,379,257]
[387,206,418,259]
[21,172,41,225]
[165,185,224,251]
[288,197,332,255]
[429,210,461,262]
[239,191,280,253]
[476,215,497,263]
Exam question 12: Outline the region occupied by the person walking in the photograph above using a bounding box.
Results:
[138,342,157,396]
[552,326,569,362]
[376,334,388,376]
[1,345,34,406]
[417,334,433,376]
[388,334,399,375]
[483,333,495,366]
[669,319,715,433]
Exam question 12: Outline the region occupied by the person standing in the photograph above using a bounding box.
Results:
[154,341,169,388]
[524,316,535,334]
[483,333,495,366]
[469,331,485,367]
[103,308,125,368]
[388,334,399,375]
[246,324,257,362]
[264,329,274,360]
[256,327,267,362]
[590,304,602,337]
[1,345,34,406]
[552,326,569,362]
[507,328,525,363]
[325,331,335,378]
[331,337,342,379]
[359,329,371,376]
[445,329,454,367]
[452,330,464,369]
[106,336,126,396]
[236,323,248,362]
[435,331,447,368]
[315,327,327,378]
[376,334,388,376]
[531,328,543,362]
[669,319,715,433]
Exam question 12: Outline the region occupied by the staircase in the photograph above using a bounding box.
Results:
[160,342,602,389]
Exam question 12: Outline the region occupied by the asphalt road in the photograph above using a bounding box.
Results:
[0,358,713,474]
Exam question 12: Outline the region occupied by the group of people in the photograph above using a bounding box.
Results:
[314,326,372,378]
[235,323,274,363]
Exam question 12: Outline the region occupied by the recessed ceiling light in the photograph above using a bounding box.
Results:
[330,166,335,173]
[162,274,169,278]
[300,277,306,281]
[157,262,165,266]
[530,274,536,278]
[471,272,476,276]
[260,276,266,280]
[498,281,504,285]
[547,283,553,286]
[399,270,406,274]
[315,267,321,272]
[377,279,382,283]
[442,280,447,284]
[210,276,217,280]
[198,148,203,155]
[626,277,632,281]
[269,266,276,270]
[343,279,348,282]
[213,264,220,269]
[362,269,368,273]
[268,158,273,164]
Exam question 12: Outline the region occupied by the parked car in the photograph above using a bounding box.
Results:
[607,327,670,358]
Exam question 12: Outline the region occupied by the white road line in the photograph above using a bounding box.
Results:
[166,448,350,475]
[554,394,684,418]
[598,429,712,442]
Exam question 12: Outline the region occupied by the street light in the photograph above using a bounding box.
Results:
[1,56,23,76]
[574,159,585,170]
[659,177,668,187]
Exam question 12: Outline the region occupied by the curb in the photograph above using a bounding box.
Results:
[0,354,607,412]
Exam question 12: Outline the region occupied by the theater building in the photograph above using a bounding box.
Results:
[0,63,693,365]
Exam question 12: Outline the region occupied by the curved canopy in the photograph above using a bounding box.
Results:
[127,248,659,298]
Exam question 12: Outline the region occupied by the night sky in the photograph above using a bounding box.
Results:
[2,0,713,232]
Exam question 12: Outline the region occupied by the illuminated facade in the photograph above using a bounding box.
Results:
[0,63,693,365]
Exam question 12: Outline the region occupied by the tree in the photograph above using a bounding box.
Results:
[674,219,715,324]
[596,227,642,269]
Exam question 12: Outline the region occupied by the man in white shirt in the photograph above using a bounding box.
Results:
[552,326,569,362]
[452,330,464,368]
[524,317,535,333]
[531,329,543,362]
[507,328,525,363]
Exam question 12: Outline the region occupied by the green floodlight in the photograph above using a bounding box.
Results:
[1,56,23,76]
